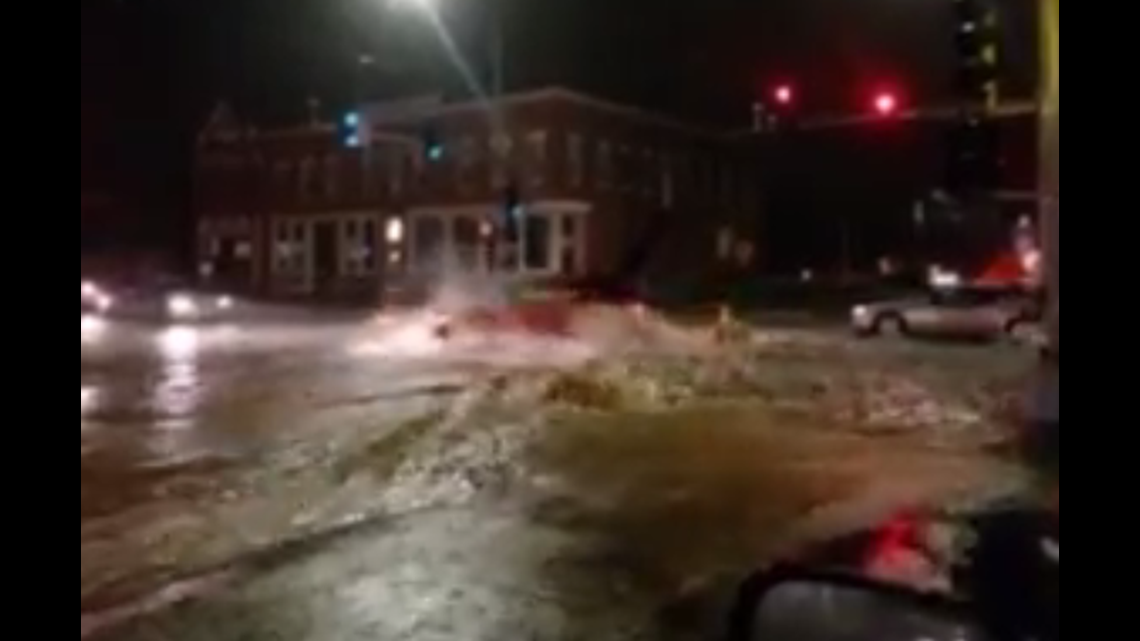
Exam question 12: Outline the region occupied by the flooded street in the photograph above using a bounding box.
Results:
[82,311,1035,640]
[82,317,467,523]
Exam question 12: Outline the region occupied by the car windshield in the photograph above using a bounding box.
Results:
[83,1,1056,639]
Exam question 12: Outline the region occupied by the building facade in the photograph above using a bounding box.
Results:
[194,88,758,301]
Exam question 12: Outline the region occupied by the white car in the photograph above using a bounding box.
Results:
[852,286,1043,342]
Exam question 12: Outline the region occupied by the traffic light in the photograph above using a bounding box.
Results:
[873,92,899,117]
[773,84,795,107]
[422,126,444,162]
[948,1,1003,197]
[340,111,362,148]
[954,0,1001,111]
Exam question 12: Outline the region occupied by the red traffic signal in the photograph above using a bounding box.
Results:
[773,84,795,106]
[873,92,899,116]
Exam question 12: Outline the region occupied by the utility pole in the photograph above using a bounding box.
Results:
[1040,0,1059,353]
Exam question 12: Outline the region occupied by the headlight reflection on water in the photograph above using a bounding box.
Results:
[154,326,202,432]
[158,326,200,361]
[82,315,107,342]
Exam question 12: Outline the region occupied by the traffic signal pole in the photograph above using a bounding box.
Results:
[1040,0,1059,353]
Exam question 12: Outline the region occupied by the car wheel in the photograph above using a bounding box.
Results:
[875,314,908,337]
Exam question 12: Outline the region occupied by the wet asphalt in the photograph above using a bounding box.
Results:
[82,312,1033,640]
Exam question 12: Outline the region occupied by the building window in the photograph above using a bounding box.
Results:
[491,134,513,188]
[643,149,656,197]
[568,134,584,187]
[453,217,480,270]
[527,130,548,186]
[273,162,291,196]
[342,217,376,276]
[458,137,477,194]
[324,155,341,199]
[389,149,405,197]
[361,219,377,272]
[274,221,307,275]
[524,213,551,271]
[557,213,584,275]
[717,227,734,262]
[598,141,613,188]
[298,157,317,201]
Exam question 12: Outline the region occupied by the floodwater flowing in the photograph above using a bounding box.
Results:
[83,310,1032,640]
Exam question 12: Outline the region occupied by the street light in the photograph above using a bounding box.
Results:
[388,0,505,99]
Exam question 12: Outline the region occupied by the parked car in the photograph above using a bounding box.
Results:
[852,285,1043,342]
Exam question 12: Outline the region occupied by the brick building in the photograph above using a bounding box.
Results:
[194,88,758,301]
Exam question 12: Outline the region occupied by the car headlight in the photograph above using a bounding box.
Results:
[167,294,199,319]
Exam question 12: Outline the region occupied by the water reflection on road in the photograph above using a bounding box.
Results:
[80,317,470,524]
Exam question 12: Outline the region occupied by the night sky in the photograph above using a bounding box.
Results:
[81,0,1038,243]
